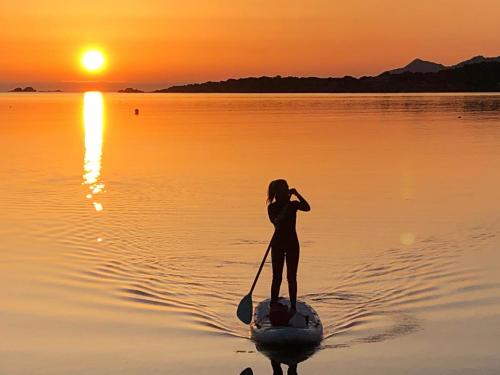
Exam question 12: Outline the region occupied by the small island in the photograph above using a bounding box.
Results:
[39,89,63,93]
[9,86,37,92]
[118,87,144,93]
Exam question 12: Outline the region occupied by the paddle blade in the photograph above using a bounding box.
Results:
[237,294,253,324]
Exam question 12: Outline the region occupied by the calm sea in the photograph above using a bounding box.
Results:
[1,93,500,374]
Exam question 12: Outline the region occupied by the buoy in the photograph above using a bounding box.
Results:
[134,108,139,115]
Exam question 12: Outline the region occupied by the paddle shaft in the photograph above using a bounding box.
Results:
[248,231,276,295]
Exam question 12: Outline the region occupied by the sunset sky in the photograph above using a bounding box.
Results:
[1,0,499,91]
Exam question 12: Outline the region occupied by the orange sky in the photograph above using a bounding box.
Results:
[1,0,499,90]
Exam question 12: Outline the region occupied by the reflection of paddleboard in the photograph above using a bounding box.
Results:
[251,298,323,347]
[255,342,319,367]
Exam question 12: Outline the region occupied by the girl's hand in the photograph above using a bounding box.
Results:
[290,188,311,211]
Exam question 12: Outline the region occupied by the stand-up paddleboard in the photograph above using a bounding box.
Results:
[251,298,323,347]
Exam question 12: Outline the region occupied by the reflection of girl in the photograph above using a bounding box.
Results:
[267,179,310,314]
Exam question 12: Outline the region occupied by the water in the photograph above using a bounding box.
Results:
[1,93,500,374]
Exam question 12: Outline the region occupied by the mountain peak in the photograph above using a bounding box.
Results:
[386,58,445,75]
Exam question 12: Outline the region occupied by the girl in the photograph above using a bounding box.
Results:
[267,179,310,314]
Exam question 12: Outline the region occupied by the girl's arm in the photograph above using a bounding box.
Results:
[290,188,310,211]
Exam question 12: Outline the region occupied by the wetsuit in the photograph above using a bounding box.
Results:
[268,201,300,308]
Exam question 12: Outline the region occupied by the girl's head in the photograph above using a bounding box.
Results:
[267,179,290,204]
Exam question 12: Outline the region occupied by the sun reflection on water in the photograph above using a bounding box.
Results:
[83,91,105,212]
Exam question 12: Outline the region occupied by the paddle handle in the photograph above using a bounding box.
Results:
[248,231,276,295]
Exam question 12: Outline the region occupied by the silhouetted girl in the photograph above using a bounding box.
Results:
[267,179,310,313]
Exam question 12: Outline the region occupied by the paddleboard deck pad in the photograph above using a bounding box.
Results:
[251,298,323,347]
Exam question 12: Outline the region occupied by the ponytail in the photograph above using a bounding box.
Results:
[267,181,277,204]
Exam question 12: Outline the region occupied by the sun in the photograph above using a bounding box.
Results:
[82,50,106,73]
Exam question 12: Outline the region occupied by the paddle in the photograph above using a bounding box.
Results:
[236,231,277,324]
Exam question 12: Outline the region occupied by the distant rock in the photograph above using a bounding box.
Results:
[118,87,144,93]
[9,86,37,92]
[386,58,446,75]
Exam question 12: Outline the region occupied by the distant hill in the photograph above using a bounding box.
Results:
[385,55,500,75]
[452,55,500,68]
[386,58,445,74]
[156,61,500,93]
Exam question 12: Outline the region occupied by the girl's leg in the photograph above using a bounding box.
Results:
[271,247,285,302]
[286,245,300,310]
[271,359,283,375]
[287,364,298,375]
